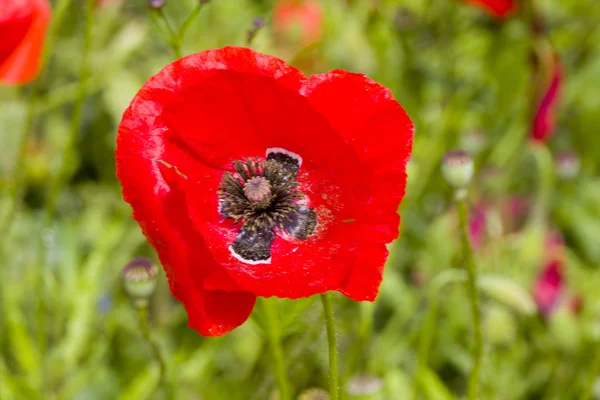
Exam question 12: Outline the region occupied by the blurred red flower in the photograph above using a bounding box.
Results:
[469,202,487,250]
[464,0,516,18]
[532,231,583,317]
[116,47,413,336]
[532,57,562,142]
[0,0,51,85]
[273,0,323,46]
[533,259,563,317]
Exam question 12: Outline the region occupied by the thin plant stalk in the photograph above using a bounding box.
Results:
[261,299,291,400]
[456,196,483,400]
[136,303,173,400]
[416,269,467,375]
[530,143,554,226]
[321,293,340,400]
[151,8,182,59]
[178,3,204,40]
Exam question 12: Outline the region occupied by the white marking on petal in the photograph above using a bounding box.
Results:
[266,147,303,167]
[228,245,272,265]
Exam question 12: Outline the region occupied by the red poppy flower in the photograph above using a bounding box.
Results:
[116,47,413,336]
[0,0,51,85]
[273,0,323,46]
[533,259,563,317]
[469,202,487,250]
[463,0,516,18]
[532,57,562,143]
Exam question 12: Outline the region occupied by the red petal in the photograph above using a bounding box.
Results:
[464,0,516,17]
[532,61,562,143]
[0,0,51,85]
[533,260,563,317]
[116,91,257,336]
[339,243,388,301]
[302,70,413,300]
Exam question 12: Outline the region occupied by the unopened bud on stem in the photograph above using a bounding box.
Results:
[442,150,474,189]
[122,257,159,305]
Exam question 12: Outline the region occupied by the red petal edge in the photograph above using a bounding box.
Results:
[302,70,414,300]
[464,0,516,18]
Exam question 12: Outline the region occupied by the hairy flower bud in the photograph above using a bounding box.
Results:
[442,150,474,189]
[122,257,159,302]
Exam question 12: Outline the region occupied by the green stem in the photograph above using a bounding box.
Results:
[456,197,483,400]
[1,0,72,232]
[530,143,554,226]
[582,340,600,400]
[136,303,172,400]
[151,9,182,59]
[261,299,291,400]
[178,3,204,40]
[321,293,340,400]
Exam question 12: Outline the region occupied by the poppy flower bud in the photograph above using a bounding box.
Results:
[252,17,265,28]
[297,388,330,400]
[247,17,266,45]
[346,375,383,398]
[555,150,580,180]
[442,150,474,189]
[148,0,166,9]
[122,257,159,302]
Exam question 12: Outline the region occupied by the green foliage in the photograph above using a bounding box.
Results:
[1,0,600,399]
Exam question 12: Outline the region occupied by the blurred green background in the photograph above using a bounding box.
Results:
[1,0,600,399]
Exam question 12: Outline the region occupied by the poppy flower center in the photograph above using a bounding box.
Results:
[218,148,317,265]
[244,176,272,203]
